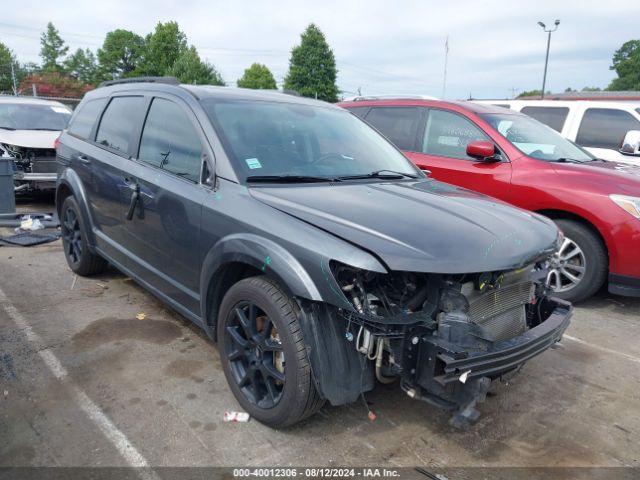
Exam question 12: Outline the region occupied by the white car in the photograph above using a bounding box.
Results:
[473,99,640,166]
[0,96,73,192]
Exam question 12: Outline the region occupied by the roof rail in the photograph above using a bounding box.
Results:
[98,76,180,88]
[348,94,439,101]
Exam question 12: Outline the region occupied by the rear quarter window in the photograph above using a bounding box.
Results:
[68,98,107,139]
[576,108,640,150]
[521,106,569,132]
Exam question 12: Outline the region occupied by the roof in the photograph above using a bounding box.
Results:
[0,95,70,108]
[338,97,517,115]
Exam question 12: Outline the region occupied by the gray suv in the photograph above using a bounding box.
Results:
[56,78,571,428]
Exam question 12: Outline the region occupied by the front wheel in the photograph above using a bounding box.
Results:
[547,219,607,303]
[217,276,324,427]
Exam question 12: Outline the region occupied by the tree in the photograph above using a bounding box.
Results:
[284,24,339,102]
[237,63,277,89]
[0,42,18,93]
[517,89,551,98]
[65,48,98,84]
[168,46,225,85]
[97,30,145,79]
[19,72,93,98]
[139,21,188,76]
[582,86,602,92]
[40,22,69,72]
[608,40,640,91]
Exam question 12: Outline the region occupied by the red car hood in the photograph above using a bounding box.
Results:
[551,160,640,196]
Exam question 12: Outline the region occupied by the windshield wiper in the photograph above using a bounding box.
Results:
[28,128,60,131]
[338,169,420,180]
[555,157,585,164]
[246,174,341,184]
[0,126,16,131]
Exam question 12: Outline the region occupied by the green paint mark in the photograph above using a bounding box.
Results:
[261,256,272,272]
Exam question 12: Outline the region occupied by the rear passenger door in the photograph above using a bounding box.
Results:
[572,107,640,162]
[123,95,210,315]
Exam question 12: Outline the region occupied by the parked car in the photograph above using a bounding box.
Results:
[0,96,73,193]
[474,99,640,166]
[339,97,640,302]
[56,79,571,428]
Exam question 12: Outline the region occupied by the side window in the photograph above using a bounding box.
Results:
[95,96,145,154]
[364,107,422,151]
[346,107,369,119]
[521,106,569,132]
[576,108,640,150]
[422,109,489,160]
[138,98,203,183]
[68,98,107,139]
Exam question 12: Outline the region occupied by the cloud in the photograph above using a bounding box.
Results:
[1,0,638,98]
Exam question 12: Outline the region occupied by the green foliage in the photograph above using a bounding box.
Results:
[40,22,69,72]
[608,40,640,91]
[284,24,339,102]
[237,63,277,89]
[97,30,145,79]
[168,46,225,85]
[139,21,188,76]
[65,48,98,84]
[581,86,602,92]
[0,42,18,93]
[517,89,546,98]
[19,72,92,98]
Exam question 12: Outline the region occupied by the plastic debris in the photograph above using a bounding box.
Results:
[224,411,250,422]
[368,411,377,421]
[18,216,44,231]
[459,370,471,384]
[136,313,146,320]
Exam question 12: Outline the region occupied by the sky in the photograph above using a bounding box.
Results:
[1,0,639,100]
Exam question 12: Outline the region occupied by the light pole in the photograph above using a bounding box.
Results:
[537,19,560,100]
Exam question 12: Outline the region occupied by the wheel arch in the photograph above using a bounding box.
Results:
[56,169,98,251]
[200,234,323,341]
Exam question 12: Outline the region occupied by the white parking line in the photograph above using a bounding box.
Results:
[564,334,640,365]
[0,287,160,479]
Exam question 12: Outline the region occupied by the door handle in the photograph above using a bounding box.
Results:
[126,188,140,221]
[75,154,91,164]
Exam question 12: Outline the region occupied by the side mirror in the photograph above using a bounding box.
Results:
[466,141,499,162]
[620,130,640,156]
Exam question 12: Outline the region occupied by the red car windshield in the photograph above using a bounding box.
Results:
[480,112,595,162]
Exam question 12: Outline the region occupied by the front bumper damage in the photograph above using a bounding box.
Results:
[403,296,571,428]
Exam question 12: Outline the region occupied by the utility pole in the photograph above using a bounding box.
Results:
[442,35,449,99]
[10,62,17,95]
[538,20,560,100]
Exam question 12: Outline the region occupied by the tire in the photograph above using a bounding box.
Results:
[60,196,107,276]
[217,276,324,427]
[548,219,607,303]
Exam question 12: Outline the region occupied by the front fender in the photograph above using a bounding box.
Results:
[56,168,97,251]
[200,233,324,330]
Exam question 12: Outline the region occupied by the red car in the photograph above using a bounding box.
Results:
[339,98,640,302]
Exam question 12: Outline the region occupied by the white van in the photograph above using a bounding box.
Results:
[473,100,640,166]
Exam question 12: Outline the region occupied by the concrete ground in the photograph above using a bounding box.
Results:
[1,197,639,472]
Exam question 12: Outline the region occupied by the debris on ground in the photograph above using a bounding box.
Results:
[224,411,250,422]
[0,231,61,247]
[136,313,146,320]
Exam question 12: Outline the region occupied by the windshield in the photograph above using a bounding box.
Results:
[0,103,72,131]
[480,112,594,162]
[201,99,421,182]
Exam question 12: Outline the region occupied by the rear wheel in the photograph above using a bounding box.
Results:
[60,196,107,276]
[218,276,323,427]
[548,219,607,303]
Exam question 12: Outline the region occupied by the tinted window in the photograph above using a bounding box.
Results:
[68,98,107,139]
[201,99,419,182]
[521,106,569,132]
[138,98,202,182]
[96,96,145,154]
[422,109,489,160]
[576,108,640,150]
[364,107,422,151]
[346,107,369,119]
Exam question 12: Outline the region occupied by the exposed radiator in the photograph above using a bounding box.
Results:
[467,281,534,342]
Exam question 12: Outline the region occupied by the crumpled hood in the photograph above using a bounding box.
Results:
[0,129,60,149]
[250,180,559,273]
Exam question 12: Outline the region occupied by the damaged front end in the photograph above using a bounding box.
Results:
[322,257,571,429]
[1,143,57,193]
